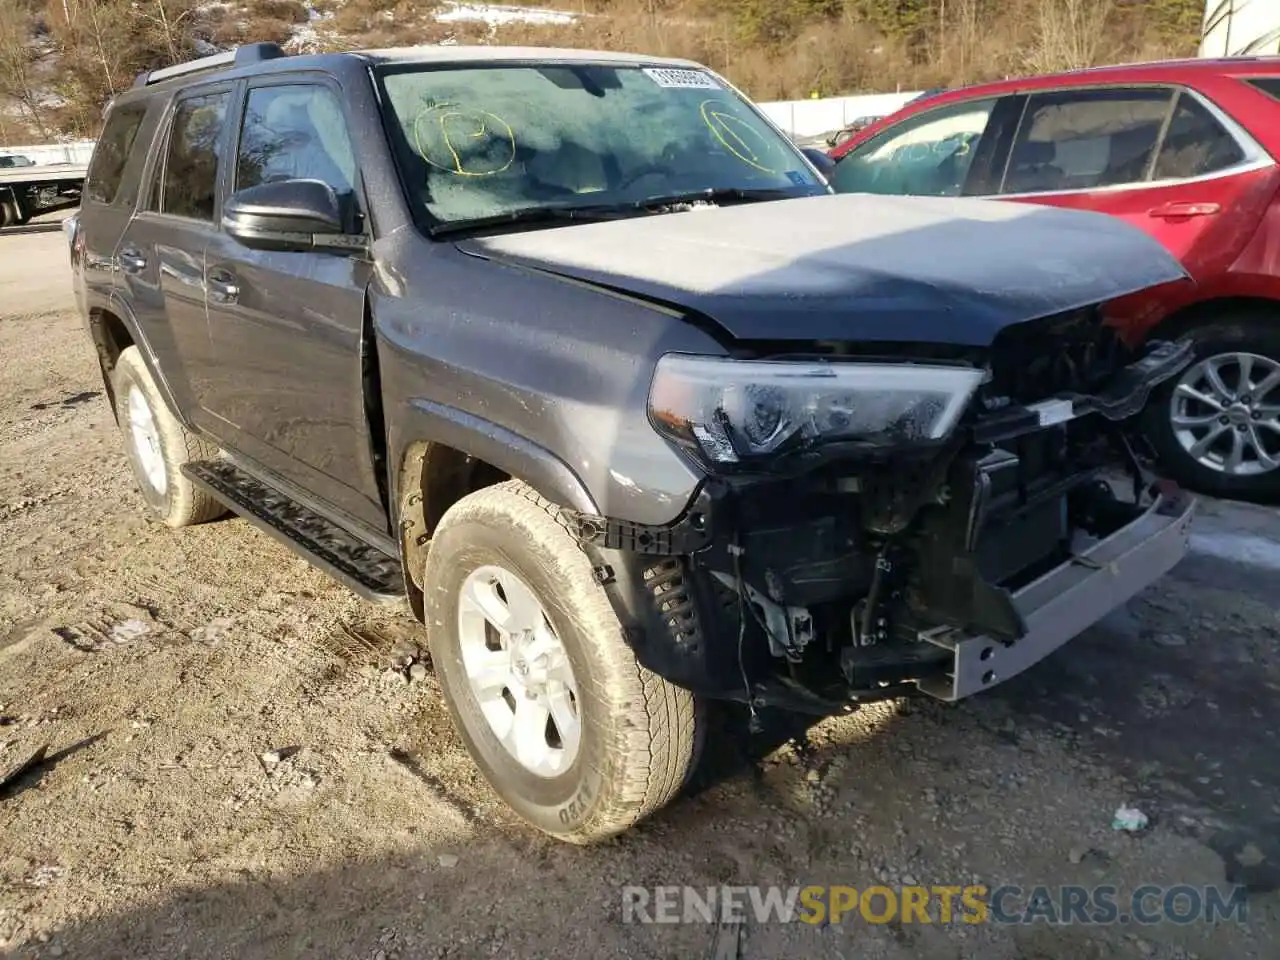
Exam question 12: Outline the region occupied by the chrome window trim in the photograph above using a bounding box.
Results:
[999,86,1275,201]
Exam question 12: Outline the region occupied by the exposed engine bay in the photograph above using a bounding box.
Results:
[569,309,1196,716]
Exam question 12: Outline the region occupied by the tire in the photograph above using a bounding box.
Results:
[0,197,25,227]
[110,346,228,527]
[423,479,701,844]
[1145,310,1280,503]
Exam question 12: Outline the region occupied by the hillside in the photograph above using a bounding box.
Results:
[0,0,1207,140]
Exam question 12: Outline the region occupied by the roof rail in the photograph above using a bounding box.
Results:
[132,42,287,88]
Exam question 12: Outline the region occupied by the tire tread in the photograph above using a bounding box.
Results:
[113,347,227,527]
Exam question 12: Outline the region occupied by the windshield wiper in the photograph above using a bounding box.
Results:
[430,203,630,237]
[627,186,818,209]
[431,186,816,237]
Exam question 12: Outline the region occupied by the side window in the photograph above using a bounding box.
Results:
[1152,93,1245,181]
[1245,78,1280,101]
[161,91,231,221]
[235,84,356,195]
[85,102,147,205]
[1000,88,1172,195]
[830,98,999,198]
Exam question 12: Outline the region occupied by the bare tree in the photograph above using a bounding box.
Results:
[138,0,198,64]
[1026,0,1116,73]
[0,6,51,138]
[943,0,986,78]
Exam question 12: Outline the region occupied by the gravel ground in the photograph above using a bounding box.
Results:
[2,218,1280,960]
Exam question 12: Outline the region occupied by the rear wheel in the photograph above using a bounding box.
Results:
[423,480,702,843]
[110,346,228,527]
[0,196,27,227]
[1146,311,1280,503]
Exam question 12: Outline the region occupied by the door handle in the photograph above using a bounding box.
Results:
[118,248,147,274]
[206,270,240,304]
[1148,201,1220,219]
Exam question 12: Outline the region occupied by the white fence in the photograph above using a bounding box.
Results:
[0,140,96,167]
[757,92,922,138]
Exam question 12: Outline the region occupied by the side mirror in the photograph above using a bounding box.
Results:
[222,179,365,254]
[800,146,836,176]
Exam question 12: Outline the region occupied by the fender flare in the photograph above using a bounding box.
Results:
[392,397,598,515]
[390,398,599,610]
[86,289,189,427]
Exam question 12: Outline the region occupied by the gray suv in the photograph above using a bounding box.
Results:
[68,42,1198,842]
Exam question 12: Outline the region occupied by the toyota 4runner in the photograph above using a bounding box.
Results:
[68,42,1198,843]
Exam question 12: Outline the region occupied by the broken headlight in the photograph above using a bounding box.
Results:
[648,354,985,465]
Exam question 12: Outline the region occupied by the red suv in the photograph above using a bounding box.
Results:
[828,58,1280,501]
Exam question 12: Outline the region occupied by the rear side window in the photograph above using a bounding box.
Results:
[1152,93,1245,181]
[1001,88,1172,194]
[1246,78,1280,101]
[160,91,231,221]
[85,102,147,205]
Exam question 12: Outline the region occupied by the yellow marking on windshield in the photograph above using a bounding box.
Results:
[700,100,779,173]
[412,103,516,177]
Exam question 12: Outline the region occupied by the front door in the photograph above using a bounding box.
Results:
[200,77,386,534]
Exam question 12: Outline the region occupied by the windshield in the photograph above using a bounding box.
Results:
[376,62,825,229]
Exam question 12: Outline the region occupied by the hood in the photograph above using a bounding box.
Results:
[457,193,1188,347]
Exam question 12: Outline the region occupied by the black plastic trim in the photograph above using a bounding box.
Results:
[184,459,404,603]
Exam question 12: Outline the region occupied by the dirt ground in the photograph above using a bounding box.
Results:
[3,217,1280,960]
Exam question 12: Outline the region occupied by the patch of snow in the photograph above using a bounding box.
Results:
[435,2,578,27]
[1189,531,1280,572]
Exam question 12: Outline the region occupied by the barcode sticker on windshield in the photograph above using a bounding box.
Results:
[643,67,721,90]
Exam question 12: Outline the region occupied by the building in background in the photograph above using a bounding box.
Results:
[1201,0,1280,57]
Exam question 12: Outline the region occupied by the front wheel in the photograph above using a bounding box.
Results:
[1146,313,1280,503]
[423,480,701,843]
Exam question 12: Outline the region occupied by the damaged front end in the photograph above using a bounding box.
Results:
[568,308,1197,715]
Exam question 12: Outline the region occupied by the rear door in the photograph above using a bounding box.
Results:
[119,83,238,429]
[993,85,1279,282]
[200,75,386,533]
[79,100,150,315]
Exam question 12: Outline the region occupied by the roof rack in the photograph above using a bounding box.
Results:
[132,42,287,88]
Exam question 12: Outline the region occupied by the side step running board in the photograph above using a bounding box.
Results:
[183,460,405,604]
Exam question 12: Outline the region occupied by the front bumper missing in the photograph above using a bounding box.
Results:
[917,490,1196,702]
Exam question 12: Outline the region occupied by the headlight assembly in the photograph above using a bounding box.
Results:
[648,354,985,466]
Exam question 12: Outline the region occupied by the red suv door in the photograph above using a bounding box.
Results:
[993,85,1279,307]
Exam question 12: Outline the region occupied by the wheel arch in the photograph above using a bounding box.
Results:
[391,399,599,619]
[1140,294,1280,503]
[87,305,135,419]
[1143,294,1280,343]
[85,293,186,427]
